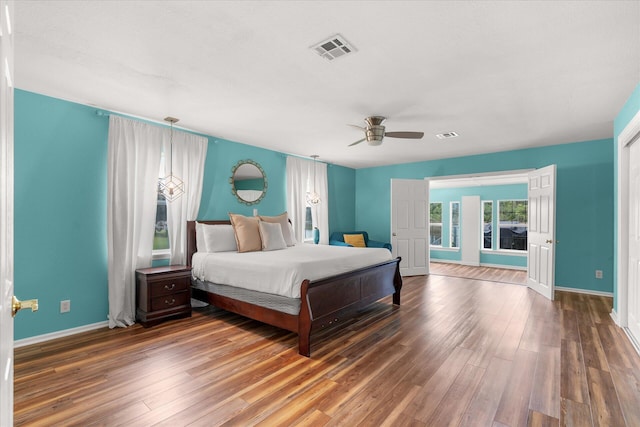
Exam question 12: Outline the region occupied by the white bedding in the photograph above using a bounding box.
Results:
[191,244,393,299]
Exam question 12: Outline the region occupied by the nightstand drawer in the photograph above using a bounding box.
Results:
[150,290,189,312]
[148,276,190,297]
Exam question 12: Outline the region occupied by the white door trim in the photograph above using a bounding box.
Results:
[0,1,14,425]
[615,109,640,328]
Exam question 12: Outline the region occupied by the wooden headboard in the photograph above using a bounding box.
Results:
[186,220,230,267]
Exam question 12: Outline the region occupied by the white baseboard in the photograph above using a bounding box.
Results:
[14,320,109,348]
[554,286,613,298]
[610,309,620,325]
[622,327,640,356]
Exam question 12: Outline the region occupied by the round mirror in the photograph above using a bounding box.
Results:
[230,160,267,205]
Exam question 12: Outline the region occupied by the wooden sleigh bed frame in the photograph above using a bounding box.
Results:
[186,220,403,357]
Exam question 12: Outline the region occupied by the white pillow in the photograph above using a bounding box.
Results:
[259,212,296,246]
[258,221,287,251]
[195,222,207,252]
[201,224,238,252]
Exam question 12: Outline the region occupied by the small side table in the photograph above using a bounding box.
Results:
[136,265,192,327]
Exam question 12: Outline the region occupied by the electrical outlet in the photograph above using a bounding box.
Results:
[60,300,70,313]
[595,270,603,279]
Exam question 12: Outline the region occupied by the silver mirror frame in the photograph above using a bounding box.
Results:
[229,159,267,205]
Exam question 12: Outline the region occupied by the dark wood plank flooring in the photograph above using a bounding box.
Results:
[14,274,640,426]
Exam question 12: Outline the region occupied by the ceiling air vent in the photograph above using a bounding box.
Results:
[436,132,459,139]
[310,34,357,61]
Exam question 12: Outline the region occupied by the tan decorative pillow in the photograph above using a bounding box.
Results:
[259,211,296,246]
[343,233,366,248]
[229,213,262,253]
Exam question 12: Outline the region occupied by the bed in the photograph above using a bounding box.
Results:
[186,220,402,357]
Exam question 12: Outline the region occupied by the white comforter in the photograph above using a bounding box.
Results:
[191,244,393,299]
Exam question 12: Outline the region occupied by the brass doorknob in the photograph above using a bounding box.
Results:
[392,232,397,236]
[545,239,559,244]
[12,296,39,318]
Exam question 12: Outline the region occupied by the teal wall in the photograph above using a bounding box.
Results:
[613,82,640,311]
[430,184,527,268]
[14,90,109,339]
[328,165,356,233]
[13,90,355,339]
[356,139,614,293]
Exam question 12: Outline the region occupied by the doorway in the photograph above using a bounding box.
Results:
[428,170,530,286]
[616,108,640,349]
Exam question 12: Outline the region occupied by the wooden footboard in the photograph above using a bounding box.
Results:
[186,220,402,357]
[297,257,402,356]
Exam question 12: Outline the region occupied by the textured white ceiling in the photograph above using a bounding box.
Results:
[14,1,640,168]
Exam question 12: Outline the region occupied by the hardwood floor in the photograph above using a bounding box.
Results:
[429,262,527,285]
[14,275,640,426]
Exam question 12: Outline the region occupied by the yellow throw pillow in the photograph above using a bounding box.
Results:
[343,233,366,248]
[229,213,262,253]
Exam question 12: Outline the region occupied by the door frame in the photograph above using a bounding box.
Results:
[615,109,640,333]
[0,1,14,425]
[427,169,532,267]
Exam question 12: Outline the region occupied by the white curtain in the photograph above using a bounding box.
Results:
[107,116,164,328]
[286,156,329,244]
[165,131,208,265]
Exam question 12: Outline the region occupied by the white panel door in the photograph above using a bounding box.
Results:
[461,196,480,266]
[527,165,556,300]
[0,2,14,425]
[628,140,640,343]
[391,179,429,276]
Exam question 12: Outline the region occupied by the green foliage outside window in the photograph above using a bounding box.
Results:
[484,202,493,223]
[499,200,527,223]
[430,202,442,222]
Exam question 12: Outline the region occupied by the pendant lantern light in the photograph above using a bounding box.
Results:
[158,116,184,202]
[307,155,321,205]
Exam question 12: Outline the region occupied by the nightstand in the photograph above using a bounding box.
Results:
[136,265,192,327]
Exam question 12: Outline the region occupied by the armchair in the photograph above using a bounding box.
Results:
[329,231,392,252]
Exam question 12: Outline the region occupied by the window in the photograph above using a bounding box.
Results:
[482,201,493,249]
[153,191,169,251]
[450,201,460,248]
[153,151,170,253]
[304,205,314,242]
[498,200,528,251]
[430,202,442,246]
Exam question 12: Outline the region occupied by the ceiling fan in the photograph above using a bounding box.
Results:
[348,116,424,146]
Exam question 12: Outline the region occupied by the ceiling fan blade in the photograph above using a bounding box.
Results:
[348,138,366,147]
[384,131,424,139]
[347,124,366,130]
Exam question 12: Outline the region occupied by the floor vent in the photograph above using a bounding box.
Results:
[311,34,357,61]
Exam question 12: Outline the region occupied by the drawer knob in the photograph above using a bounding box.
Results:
[165,298,176,306]
[164,283,176,291]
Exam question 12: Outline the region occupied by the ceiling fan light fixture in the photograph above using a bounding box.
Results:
[347,116,424,147]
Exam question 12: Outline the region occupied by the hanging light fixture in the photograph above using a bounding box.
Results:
[307,155,321,205]
[158,116,184,202]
